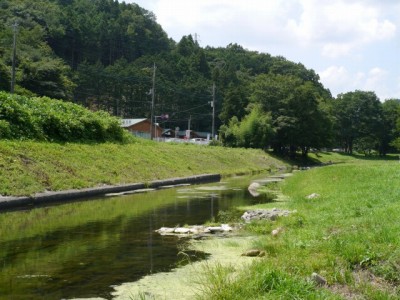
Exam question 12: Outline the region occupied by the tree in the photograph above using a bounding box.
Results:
[380,99,400,154]
[333,91,383,154]
[249,74,332,156]
[0,0,74,98]
[1,0,342,141]
[220,105,273,148]
[219,84,249,124]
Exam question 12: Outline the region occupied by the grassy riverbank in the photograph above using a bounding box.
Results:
[197,153,400,299]
[0,139,285,196]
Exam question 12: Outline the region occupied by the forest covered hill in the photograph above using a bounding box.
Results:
[1,0,399,156]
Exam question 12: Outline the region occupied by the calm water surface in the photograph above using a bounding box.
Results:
[0,174,273,300]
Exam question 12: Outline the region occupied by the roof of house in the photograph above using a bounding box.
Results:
[120,118,148,128]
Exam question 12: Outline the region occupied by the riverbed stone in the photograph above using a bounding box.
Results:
[311,272,327,286]
[306,193,320,199]
[207,226,225,233]
[174,227,191,234]
[248,182,261,197]
[156,224,234,236]
[189,225,205,234]
[221,224,233,231]
[241,209,293,222]
[241,249,266,257]
[157,227,176,234]
[271,227,283,236]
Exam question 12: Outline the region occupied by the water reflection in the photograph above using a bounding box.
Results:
[0,174,272,300]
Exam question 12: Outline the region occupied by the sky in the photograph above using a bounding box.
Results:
[125,0,400,101]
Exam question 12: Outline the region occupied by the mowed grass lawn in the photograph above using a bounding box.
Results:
[198,153,400,299]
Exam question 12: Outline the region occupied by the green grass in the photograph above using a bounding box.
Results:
[0,140,285,196]
[197,153,400,299]
[197,262,341,300]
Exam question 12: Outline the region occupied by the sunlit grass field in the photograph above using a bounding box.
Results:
[0,139,285,196]
[198,153,400,299]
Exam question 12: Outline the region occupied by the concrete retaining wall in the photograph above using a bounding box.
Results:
[0,174,221,211]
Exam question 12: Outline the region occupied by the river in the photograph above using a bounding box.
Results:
[0,173,275,300]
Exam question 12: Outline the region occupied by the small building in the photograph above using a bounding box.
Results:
[121,118,162,139]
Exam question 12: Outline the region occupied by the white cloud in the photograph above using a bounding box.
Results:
[365,67,387,89]
[319,66,396,100]
[318,65,360,96]
[321,44,353,58]
[152,0,300,47]
[319,66,350,90]
[287,0,396,58]
[131,0,397,56]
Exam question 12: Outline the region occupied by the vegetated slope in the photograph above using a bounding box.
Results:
[0,140,285,196]
[198,153,400,299]
[0,92,285,196]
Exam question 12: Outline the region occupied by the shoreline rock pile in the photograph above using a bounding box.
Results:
[241,208,293,222]
[155,224,233,236]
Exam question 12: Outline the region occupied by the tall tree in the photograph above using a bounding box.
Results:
[220,104,273,148]
[333,91,383,154]
[0,0,74,98]
[383,99,400,153]
[249,74,332,156]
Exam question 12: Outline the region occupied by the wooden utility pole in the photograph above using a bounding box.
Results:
[211,83,216,139]
[11,22,18,94]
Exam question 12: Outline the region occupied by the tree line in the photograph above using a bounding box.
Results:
[0,0,399,155]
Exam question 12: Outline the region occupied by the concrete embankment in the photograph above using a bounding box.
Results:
[0,174,221,211]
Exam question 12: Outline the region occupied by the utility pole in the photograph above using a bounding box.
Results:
[150,63,156,139]
[186,115,191,139]
[11,22,18,94]
[211,83,216,139]
[194,33,200,45]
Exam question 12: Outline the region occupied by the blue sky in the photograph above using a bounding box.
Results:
[125,0,400,101]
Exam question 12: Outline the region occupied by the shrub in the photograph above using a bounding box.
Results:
[0,92,127,143]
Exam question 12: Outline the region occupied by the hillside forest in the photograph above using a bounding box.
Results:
[1,0,400,156]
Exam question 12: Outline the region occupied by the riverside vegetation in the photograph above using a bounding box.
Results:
[1,93,400,299]
[194,152,400,299]
[0,92,284,197]
[2,1,400,159]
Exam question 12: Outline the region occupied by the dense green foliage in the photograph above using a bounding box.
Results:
[333,91,384,154]
[247,74,332,156]
[220,105,273,148]
[0,92,128,142]
[1,0,400,154]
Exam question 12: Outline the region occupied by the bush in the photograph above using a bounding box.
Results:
[0,92,128,143]
[220,105,274,149]
[0,119,11,138]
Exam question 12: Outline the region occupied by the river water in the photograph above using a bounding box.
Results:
[0,174,274,300]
